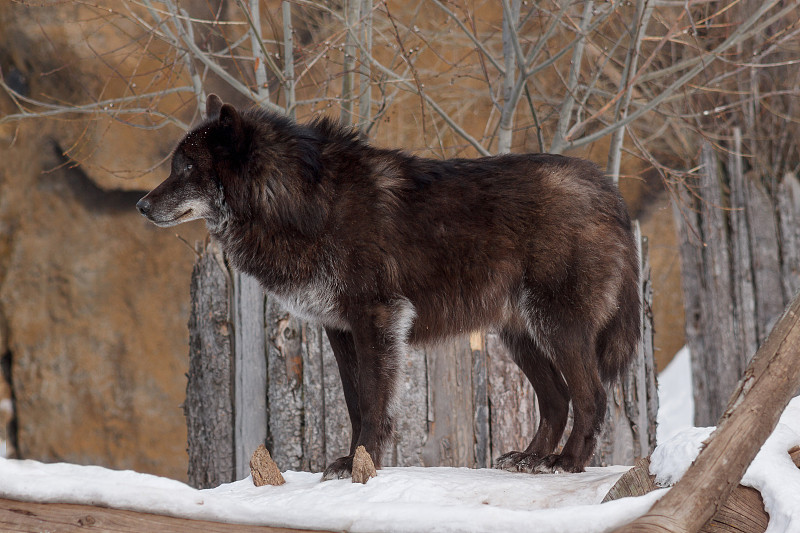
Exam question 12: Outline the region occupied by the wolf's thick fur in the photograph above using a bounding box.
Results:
[137,95,640,479]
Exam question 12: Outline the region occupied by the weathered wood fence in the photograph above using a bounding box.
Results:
[674,130,800,427]
[185,230,656,488]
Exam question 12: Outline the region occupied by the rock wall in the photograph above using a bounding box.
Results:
[0,2,206,479]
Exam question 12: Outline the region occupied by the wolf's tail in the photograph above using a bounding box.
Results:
[596,268,641,383]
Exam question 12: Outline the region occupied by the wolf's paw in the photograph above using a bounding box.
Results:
[494,451,541,472]
[321,455,353,481]
[529,454,585,474]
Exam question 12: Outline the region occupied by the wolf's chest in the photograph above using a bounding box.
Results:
[270,283,347,330]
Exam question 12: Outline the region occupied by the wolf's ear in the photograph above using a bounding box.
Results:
[206,94,223,119]
[219,103,243,137]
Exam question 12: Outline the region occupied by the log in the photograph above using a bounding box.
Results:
[611,290,800,532]
[185,241,235,489]
[603,458,770,533]
[0,498,330,533]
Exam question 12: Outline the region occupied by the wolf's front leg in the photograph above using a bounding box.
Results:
[322,309,401,481]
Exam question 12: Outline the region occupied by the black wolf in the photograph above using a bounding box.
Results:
[137,94,640,480]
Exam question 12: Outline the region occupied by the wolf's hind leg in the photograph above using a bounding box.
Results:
[494,328,570,472]
[531,331,605,474]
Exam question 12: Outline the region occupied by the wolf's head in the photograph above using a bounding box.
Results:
[136,94,244,231]
[138,94,327,237]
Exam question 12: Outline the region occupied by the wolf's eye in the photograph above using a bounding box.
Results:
[186,164,193,172]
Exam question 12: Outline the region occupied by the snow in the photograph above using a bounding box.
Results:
[656,345,694,444]
[0,347,797,532]
[0,459,660,532]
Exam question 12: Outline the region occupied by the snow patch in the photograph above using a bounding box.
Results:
[0,459,654,533]
[650,426,714,486]
[656,345,694,444]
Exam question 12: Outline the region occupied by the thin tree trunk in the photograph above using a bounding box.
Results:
[340,0,361,125]
[282,1,295,119]
[497,0,521,154]
[550,1,594,154]
[607,0,653,184]
[357,0,373,131]
[248,0,270,103]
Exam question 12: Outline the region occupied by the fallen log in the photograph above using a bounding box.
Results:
[610,291,800,533]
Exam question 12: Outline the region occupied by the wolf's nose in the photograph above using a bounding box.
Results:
[136,198,151,216]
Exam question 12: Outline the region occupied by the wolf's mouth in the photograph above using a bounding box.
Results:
[151,209,194,227]
[173,209,194,222]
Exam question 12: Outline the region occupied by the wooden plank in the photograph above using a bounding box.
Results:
[233,271,268,480]
[300,324,326,472]
[729,128,759,361]
[265,301,304,471]
[186,242,235,489]
[471,332,491,469]
[672,177,705,427]
[697,143,740,425]
[389,346,427,467]
[320,332,350,466]
[0,498,331,533]
[778,172,800,298]
[420,338,477,467]
[485,332,537,460]
[744,177,784,345]
[640,234,658,455]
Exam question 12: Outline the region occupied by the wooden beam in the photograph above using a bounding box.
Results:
[0,498,331,533]
[612,290,800,532]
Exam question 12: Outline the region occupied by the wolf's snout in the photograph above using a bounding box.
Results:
[136,198,152,217]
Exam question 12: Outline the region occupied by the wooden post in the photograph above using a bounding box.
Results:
[185,241,235,489]
[612,291,800,533]
[232,271,267,480]
[676,139,797,427]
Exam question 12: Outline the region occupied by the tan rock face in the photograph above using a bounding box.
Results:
[0,2,205,479]
[0,121,205,479]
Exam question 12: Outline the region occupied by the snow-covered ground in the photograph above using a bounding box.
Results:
[1,348,798,532]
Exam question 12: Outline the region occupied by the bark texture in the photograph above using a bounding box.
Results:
[185,241,234,489]
[675,138,798,426]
